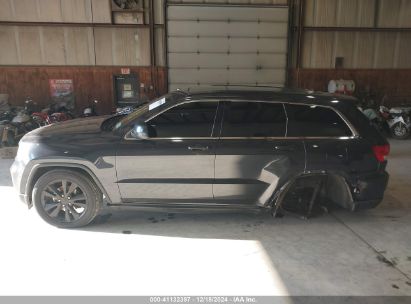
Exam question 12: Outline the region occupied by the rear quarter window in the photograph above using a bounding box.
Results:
[343,105,387,145]
[285,104,353,137]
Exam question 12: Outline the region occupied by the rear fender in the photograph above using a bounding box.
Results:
[268,172,354,212]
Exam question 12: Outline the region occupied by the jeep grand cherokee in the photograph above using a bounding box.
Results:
[11,89,389,228]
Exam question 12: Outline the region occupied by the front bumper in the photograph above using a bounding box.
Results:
[10,159,31,206]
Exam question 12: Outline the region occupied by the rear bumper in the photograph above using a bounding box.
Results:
[351,171,389,210]
[352,199,382,210]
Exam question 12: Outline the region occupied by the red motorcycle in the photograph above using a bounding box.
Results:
[31,105,74,126]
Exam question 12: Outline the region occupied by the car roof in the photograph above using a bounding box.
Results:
[170,87,358,107]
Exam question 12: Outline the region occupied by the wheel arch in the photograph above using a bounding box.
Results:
[25,163,112,208]
[270,171,354,212]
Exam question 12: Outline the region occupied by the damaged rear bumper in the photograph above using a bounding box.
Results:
[350,171,389,210]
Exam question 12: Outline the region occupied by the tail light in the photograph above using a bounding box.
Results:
[372,144,390,162]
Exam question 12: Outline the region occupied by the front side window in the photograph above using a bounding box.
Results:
[221,102,287,138]
[147,101,218,138]
[285,104,353,137]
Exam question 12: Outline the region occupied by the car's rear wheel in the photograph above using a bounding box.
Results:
[32,170,101,228]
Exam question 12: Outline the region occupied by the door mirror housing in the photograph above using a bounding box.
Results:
[129,122,149,140]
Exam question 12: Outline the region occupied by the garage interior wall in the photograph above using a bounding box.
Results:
[0,0,411,108]
[290,0,411,105]
[0,0,167,113]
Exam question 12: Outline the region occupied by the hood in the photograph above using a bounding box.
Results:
[23,116,110,139]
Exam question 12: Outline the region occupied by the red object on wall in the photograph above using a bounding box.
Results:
[49,79,74,98]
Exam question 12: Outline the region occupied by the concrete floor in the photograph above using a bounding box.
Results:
[0,141,410,296]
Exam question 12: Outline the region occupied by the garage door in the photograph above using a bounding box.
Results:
[167,4,289,91]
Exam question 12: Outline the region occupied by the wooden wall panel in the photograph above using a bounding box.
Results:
[0,0,110,23]
[91,0,112,23]
[13,0,39,22]
[0,25,151,66]
[37,0,63,22]
[42,27,66,65]
[94,28,151,66]
[94,28,114,65]
[304,0,409,27]
[65,27,95,65]
[354,32,376,68]
[337,0,358,27]
[303,32,335,68]
[399,0,411,27]
[313,0,338,27]
[168,0,288,4]
[289,69,411,106]
[17,26,43,65]
[374,33,397,68]
[302,30,411,69]
[357,0,375,27]
[0,26,18,65]
[334,32,355,68]
[0,66,167,114]
[378,0,401,27]
[0,0,13,21]
[60,0,92,23]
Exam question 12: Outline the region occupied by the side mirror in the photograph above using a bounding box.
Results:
[130,122,149,140]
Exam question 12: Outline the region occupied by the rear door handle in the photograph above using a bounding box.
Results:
[274,145,295,152]
[188,145,209,151]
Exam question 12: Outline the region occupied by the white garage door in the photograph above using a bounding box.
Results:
[167,5,289,91]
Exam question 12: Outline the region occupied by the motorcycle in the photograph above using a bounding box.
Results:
[32,103,75,126]
[1,98,41,147]
[379,106,411,139]
[112,105,136,115]
[82,99,99,117]
[359,106,390,136]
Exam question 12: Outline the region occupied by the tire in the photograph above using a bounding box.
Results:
[32,169,102,228]
[391,122,410,139]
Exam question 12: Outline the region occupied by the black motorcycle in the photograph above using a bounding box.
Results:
[1,98,41,147]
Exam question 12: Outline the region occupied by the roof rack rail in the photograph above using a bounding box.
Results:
[211,84,285,88]
[173,88,190,95]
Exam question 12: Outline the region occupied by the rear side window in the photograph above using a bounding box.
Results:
[285,104,353,137]
[221,102,286,137]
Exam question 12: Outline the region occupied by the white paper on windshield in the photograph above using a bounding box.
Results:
[149,97,166,110]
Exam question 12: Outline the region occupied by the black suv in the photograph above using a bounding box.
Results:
[11,89,389,228]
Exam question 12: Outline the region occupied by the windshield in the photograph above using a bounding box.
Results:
[114,94,171,130]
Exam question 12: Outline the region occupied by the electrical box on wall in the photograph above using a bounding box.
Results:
[113,74,140,106]
[111,0,143,11]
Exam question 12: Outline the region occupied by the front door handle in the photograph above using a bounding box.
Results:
[188,145,209,152]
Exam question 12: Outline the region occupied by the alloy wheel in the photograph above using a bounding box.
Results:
[41,179,87,223]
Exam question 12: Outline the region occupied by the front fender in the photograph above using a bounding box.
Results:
[20,157,121,207]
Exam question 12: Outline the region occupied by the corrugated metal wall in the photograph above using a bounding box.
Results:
[0,25,151,66]
[301,0,411,68]
[0,0,155,66]
[168,1,287,5]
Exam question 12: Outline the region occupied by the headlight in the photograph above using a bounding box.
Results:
[15,142,34,163]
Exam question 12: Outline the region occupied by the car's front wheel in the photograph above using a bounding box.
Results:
[32,170,102,228]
